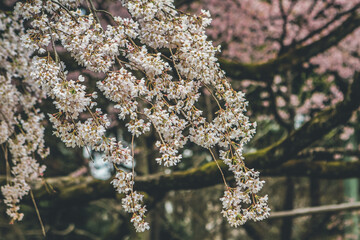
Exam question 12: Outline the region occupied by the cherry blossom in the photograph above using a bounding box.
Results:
[1,0,269,232]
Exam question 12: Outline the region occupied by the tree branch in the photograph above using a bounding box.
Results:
[220,14,360,81]
[266,81,293,132]
[246,74,360,169]
[298,147,360,159]
[269,202,360,219]
[292,3,360,49]
[2,157,360,206]
[2,158,356,205]
[263,159,360,178]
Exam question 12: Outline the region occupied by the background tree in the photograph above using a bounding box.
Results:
[1,0,360,239]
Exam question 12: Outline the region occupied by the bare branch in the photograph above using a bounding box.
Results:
[298,147,360,159]
[246,73,360,169]
[220,14,360,81]
[262,160,360,178]
[269,202,360,219]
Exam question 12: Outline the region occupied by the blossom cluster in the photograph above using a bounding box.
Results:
[1,0,269,231]
[112,171,150,231]
[0,13,48,223]
[219,150,270,226]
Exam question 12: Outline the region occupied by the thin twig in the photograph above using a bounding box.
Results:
[50,0,79,24]
[209,149,228,187]
[95,9,115,22]
[30,190,46,237]
[169,48,182,81]
[131,134,135,188]
[1,144,10,183]
[48,27,59,64]
[86,0,101,25]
